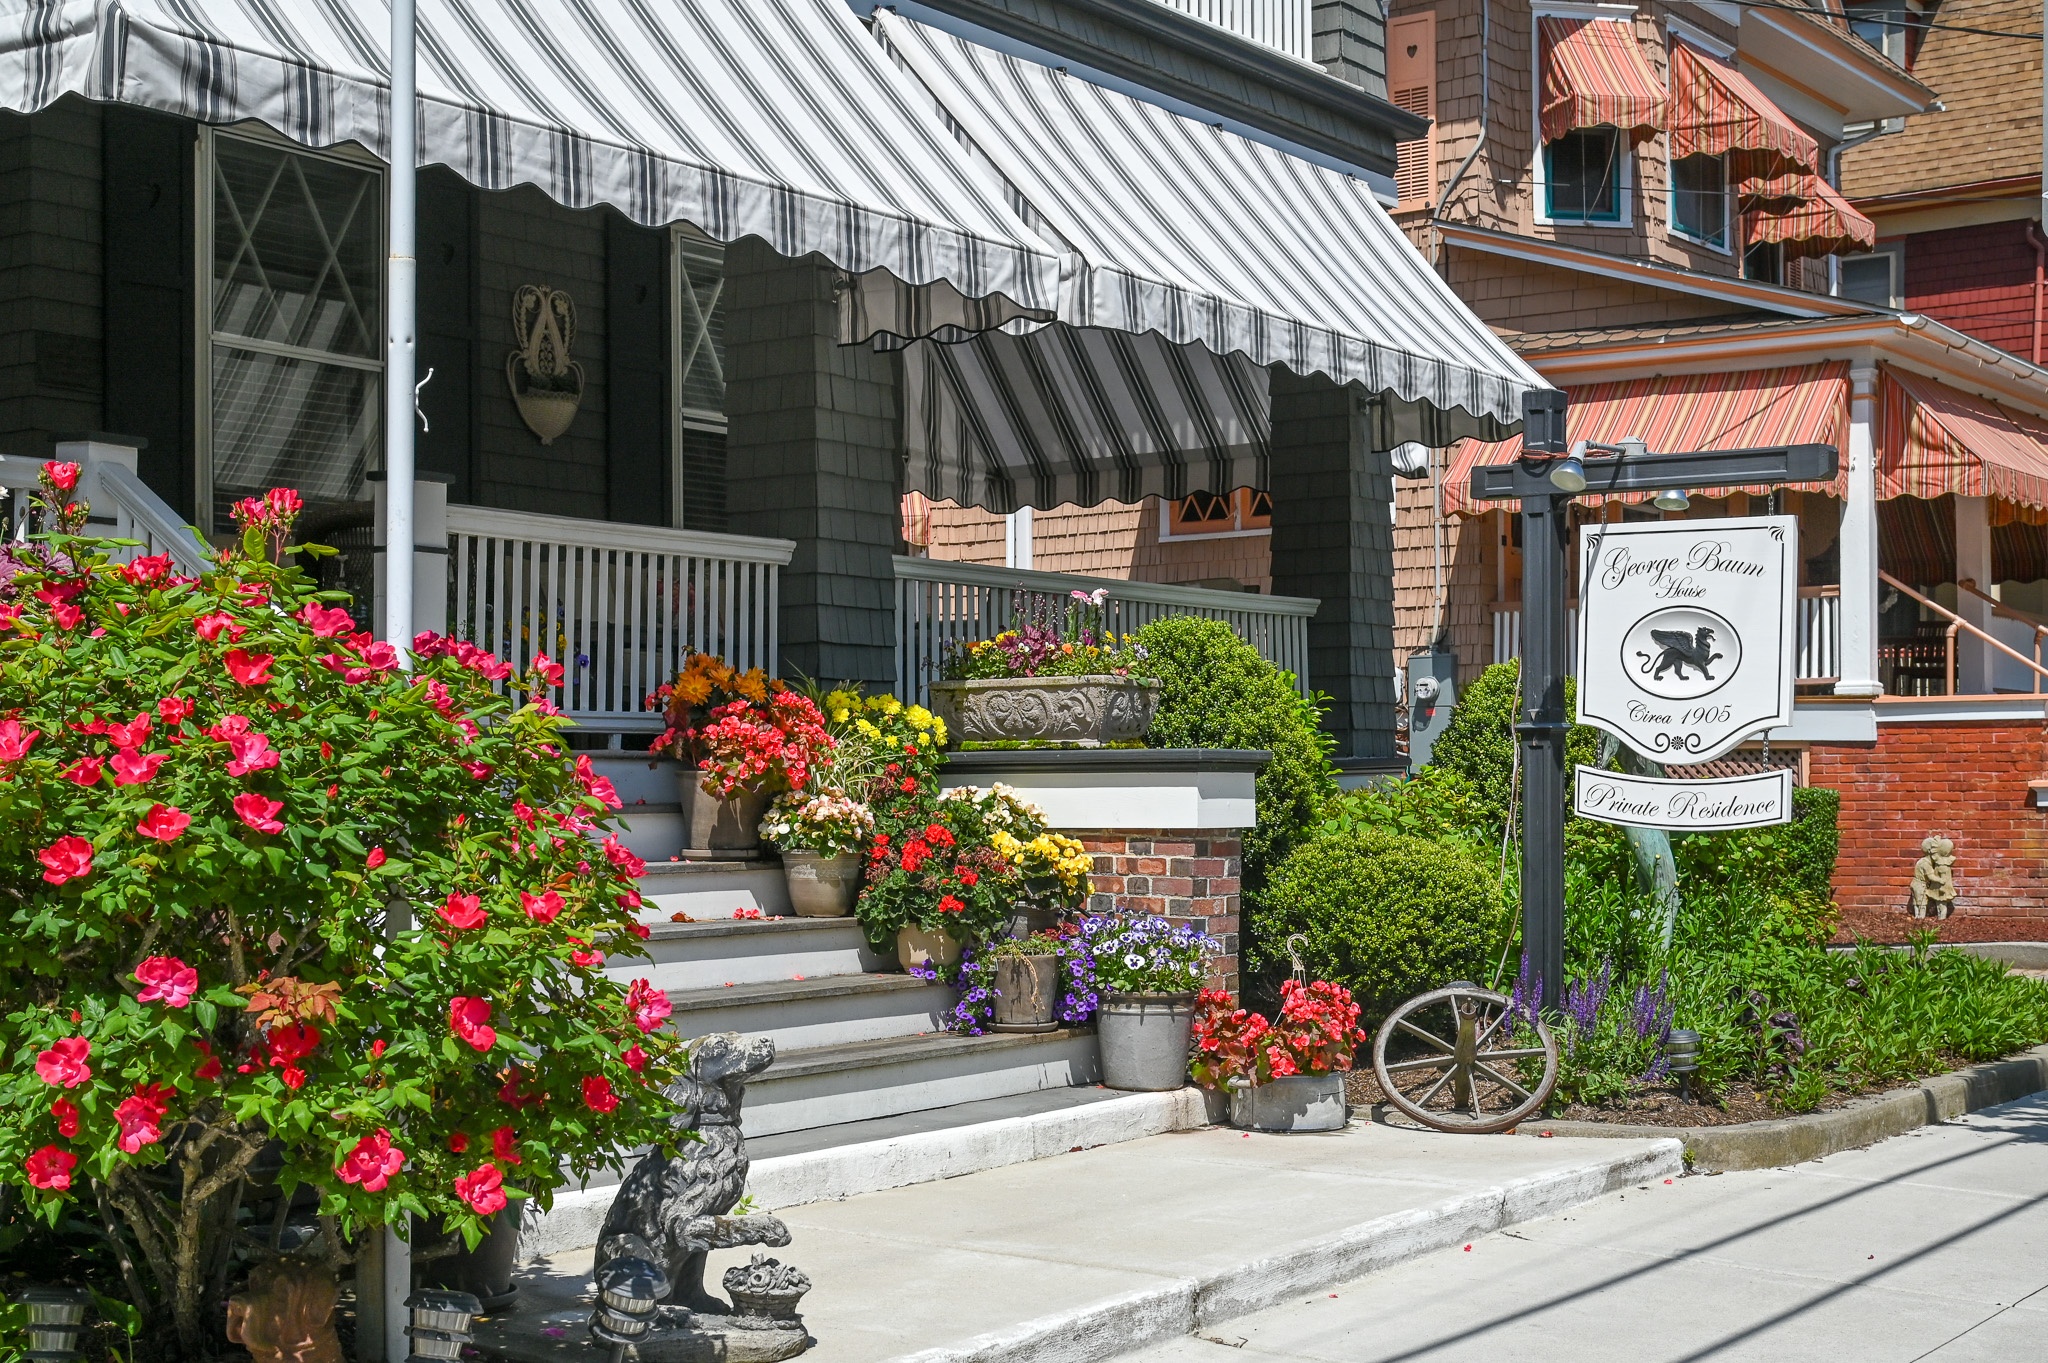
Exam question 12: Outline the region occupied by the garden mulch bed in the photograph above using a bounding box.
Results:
[1832,909,2048,945]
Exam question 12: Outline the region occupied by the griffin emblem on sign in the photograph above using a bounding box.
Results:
[1637,626,1724,682]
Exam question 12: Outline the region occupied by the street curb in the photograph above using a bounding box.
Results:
[889,1138,1685,1363]
[1528,1043,2048,1172]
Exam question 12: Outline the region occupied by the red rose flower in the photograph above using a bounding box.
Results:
[449,996,496,1051]
[34,1036,90,1088]
[438,893,487,930]
[110,748,167,785]
[581,1075,620,1114]
[337,1129,406,1192]
[621,1044,648,1075]
[157,695,195,726]
[625,979,672,1034]
[520,890,565,925]
[449,1131,470,1153]
[43,460,80,492]
[366,846,387,870]
[61,756,103,786]
[454,1163,508,1215]
[225,731,280,776]
[296,602,356,637]
[50,1097,79,1138]
[491,1126,522,1165]
[267,1022,320,1067]
[193,612,246,643]
[0,719,37,762]
[193,1040,223,1081]
[136,803,192,841]
[104,712,151,748]
[222,648,275,685]
[134,955,199,1007]
[114,1083,174,1153]
[233,793,286,834]
[25,1145,76,1191]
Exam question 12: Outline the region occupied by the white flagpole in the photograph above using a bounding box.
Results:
[384,0,418,654]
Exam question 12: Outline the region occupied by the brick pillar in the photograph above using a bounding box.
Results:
[1267,370,1397,760]
[1080,831,1244,993]
[722,240,901,686]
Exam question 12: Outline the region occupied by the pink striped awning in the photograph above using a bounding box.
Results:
[1444,364,1847,516]
[1667,41,1818,170]
[1746,179,1877,258]
[1881,367,2048,512]
[1539,17,1666,144]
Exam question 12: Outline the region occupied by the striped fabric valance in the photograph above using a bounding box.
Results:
[1444,364,1848,516]
[0,0,1065,343]
[1537,16,1666,144]
[1880,367,2048,512]
[1667,41,1818,171]
[874,11,1540,437]
[1746,179,1878,258]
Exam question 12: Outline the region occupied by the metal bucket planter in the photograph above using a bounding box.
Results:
[782,850,860,917]
[991,954,1062,1033]
[1097,991,1196,1090]
[1228,1073,1348,1132]
[895,924,964,972]
[928,676,1160,747]
[674,769,773,857]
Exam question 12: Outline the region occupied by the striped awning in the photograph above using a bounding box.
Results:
[875,11,1540,438]
[1746,180,1878,258]
[1537,16,1666,145]
[0,0,1065,342]
[1881,367,2048,512]
[1667,41,1818,171]
[1444,364,1848,516]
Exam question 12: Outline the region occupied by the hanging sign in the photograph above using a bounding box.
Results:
[1576,516,1797,765]
[1573,766,1793,831]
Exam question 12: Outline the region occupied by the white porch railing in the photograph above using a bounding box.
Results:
[445,505,794,730]
[1490,603,1578,673]
[0,447,213,576]
[1149,0,1313,60]
[1490,587,1844,684]
[894,555,1318,704]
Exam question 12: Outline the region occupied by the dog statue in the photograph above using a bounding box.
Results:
[595,1031,788,1314]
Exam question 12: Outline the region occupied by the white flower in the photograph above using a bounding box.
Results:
[1123,953,1145,970]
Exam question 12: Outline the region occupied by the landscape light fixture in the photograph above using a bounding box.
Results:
[1652,487,1692,513]
[1664,1028,1702,1101]
[404,1289,482,1363]
[589,1257,669,1363]
[19,1286,89,1363]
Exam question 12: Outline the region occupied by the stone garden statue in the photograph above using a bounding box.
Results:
[1910,836,1958,919]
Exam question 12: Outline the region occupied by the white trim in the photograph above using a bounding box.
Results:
[1004,505,1034,569]
[1835,241,1904,310]
[937,764,1261,829]
[1664,16,1733,59]
[1530,1,1638,19]
[1874,696,2048,724]
[1764,702,1878,744]
[443,502,795,564]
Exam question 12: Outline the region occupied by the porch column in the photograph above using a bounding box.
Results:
[722,240,901,686]
[1266,370,1397,760]
[1836,363,1884,697]
[1955,495,1995,693]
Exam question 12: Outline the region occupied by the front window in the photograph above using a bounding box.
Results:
[1670,153,1728,248]
[1163,488,1272,539]
[1544,128,1622,223]
[205,132,382,532]
[1838,246,1903,309]
[1744,238,1783,286]
[674,228,728,531]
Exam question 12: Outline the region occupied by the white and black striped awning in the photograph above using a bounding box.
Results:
[0,0,1065,340]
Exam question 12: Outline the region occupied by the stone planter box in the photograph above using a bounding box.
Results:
[1228,1073,1347,1132]
[928,676,1160,747]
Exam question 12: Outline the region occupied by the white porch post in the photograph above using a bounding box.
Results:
[1955,494,1994,693]
[1004,506,1034,570]
[1836,363,1884,697]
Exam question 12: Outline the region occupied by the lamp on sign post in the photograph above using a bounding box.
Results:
[1468,391,1837,1010]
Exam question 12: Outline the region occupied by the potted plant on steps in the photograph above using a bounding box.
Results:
[1082,913,1221,1091]
[1191,979,1367,1132]
[856,786,1045,971]
[929,588,1161,747]
[991,829,1094,938]
[759,790,875,917]
[648,653,832,857]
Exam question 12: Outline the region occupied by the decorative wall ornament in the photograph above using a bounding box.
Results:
[1910,835,1957,919]
[506,284,584,444]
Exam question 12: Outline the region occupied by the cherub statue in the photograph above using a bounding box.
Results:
[224,1261,343,1363]
[1910,836,1957,919]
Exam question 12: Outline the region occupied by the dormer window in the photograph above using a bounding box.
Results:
[1534,15,1665,228]
[1670,152,1730,248]
[1545,129,1624,223]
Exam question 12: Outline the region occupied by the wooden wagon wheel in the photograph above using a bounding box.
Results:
[1372,982,1559,1134]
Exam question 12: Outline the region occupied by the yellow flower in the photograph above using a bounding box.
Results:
[930,717,948,744]
[906,705,934,729]
[880,697,902,716]
[855,719,881,739]
[830,708,851,724]
[674,674,713,705]
[885,735,900,748]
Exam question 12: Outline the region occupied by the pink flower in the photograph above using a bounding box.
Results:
[233,793,285,834]
[461,760,495,780]
[225,731,279,776]
[194,612,246,643]
[366,846,387,870]
[134,955,199,1007]
[296,602,356,637]
[602,835,647,879]
[336,1129,406,1193]
[204,714,251,741]
[568,942,604,968]
[114,1084,174,1153]
[38,835,93,885]
[532,653,565,687]
[35,1037,91,1088]
[449,996,496,1051]
[265,487,304,520]
[60,757,102,787]
[574,755,622,810]
[104,712,152,748]
[454,1163,507,1215]
[110,748,166,785]
[50,1097,79,1137]
[157,696,195,727]
[0,719,38,762]
[47,602,83,630]
[439,893,488,930]
[520,890,564,925]
[621,1044,648,1075]
[136,803,191,841]
[581,1075,620,1114]
[122,554,174,585]
[490,1126,522,1165]
[43,461,80,492]
[223,649,274,685]
[625,978,672,1034]
[25,1145,75,1191]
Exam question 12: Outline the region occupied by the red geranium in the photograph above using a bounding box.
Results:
[25,1145,76,1191]
[453,1163,507,1214]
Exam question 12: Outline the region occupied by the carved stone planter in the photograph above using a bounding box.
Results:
[781,850,860,917]
[675,769,773,858]
[928,676,1160,747]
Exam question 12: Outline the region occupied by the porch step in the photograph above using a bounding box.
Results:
[741,1028,1101,1138]
[665,973,954,1050]
[604,915,884,992]
[627,856,792,919]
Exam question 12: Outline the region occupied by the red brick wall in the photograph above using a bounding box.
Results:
[1904,220,2040,362]
[1810,719,2048,942]
[1078,831,1242,992]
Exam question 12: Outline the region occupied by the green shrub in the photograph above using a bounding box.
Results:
[1674,786,1840,937]
[1425,660,1602,834]
[1317,765,1498,857]
[1255,828,1501,1025]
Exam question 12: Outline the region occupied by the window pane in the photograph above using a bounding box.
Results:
[213,139,381,358]
[1838,254,1897,308]
[1670,154,1726,246]
[210,348,378,529]
[1545,129,1619,221]
[1743,239,1782,285]
[678,236,726,419]
[681,423,727,533]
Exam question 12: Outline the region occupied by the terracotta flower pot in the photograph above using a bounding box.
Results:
[781,850,861,917]
[896,924,963,972]
[674,768,773,857]
[991,954,1062,1033]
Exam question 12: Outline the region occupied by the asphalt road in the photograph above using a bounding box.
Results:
[1124,1093,2048,1363]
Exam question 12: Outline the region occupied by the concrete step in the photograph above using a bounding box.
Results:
[630,857,793,920]
[742,1028,1102,1138]
[666,972,955,1049]
[603,916,884,992]
[609,802,687,862]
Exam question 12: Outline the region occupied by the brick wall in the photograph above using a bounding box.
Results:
[1810,720,2048,943]
[1903,220,2039,362]
[1080,831,1243,992]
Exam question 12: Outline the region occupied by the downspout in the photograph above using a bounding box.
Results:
[2026,221,2046,365]
[1429,0,1488,266]
[1429,443,1447,645]
[1823,126,1884,297]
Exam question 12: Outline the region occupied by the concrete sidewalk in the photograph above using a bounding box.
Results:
[1123,1093,2048,1363]
[478,1119,1680,1363]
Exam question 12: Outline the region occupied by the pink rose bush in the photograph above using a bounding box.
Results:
[0,470,689,1355]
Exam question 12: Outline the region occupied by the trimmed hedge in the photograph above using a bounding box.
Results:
[1674,785,1842,937]
[1427,659,1602,832]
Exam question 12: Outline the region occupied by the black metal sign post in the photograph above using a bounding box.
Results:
[1468,390,1838,1010]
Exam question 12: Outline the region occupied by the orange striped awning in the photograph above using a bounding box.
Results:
[1539,16,1666,144]
[1443,364,1847,516]
[1880,367,2048,512]
[1666,41,1818,171]
[1745,179,1877,258]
